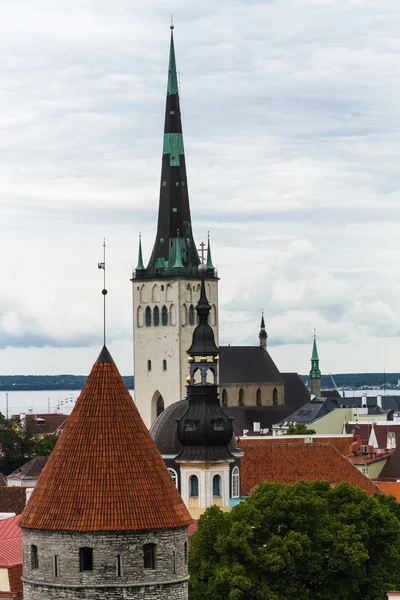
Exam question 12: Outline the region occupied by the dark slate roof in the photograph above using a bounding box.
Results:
[378,445,400,480]
[219,346,284,385]
[150,399,188,455]
[7,457,48,481]
[0,488,27,515]
[322,390,341,398]
[281,373,310,409]
[224,405,296,436]
[277,397,342,426]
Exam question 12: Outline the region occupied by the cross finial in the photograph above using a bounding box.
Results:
[314,327,316,338]
[98,238,107,346]
[197,241,207,264]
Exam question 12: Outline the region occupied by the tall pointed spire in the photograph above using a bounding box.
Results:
[135,233,145,271]
[145,26,199,275]
[206,232,215,270]
[310,330,321,397]
[259,311,267,350]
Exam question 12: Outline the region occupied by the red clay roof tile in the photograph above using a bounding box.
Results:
[239,442,380,497]
[20,347,192,532]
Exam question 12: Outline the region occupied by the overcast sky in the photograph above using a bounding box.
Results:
[0,0,399,377]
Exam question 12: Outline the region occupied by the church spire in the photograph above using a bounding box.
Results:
[206,232,215,271]
[310,331,321,397]
[145,27,199,275]
[135,233,145,271]
[259,312,267,350]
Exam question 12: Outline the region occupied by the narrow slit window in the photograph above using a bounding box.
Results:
[143,543,156,570]
[163,359,167,371]
[184,541,188,565]
[173,550,176,574]
[54,555,59,577]
[31,545,38,570]
[116,555,122,577]
[147,359,152,372]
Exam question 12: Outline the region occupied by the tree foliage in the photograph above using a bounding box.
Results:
[284,424,316,435]
[0,415,35,475]
[189,481,400,600]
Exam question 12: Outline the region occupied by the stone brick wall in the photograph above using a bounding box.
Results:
[22,527,188,600]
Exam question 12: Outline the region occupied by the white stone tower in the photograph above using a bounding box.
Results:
[132,28,219,427]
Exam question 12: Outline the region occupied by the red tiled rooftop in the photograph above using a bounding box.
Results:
[20,346,192,532]
[239,442,380,497]
[0,488,27,516]
[0,516,22,568]
[239,435,354,456]
[376,482,400,502]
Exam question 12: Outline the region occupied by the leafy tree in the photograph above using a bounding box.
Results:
[284,423,316,435]
[0,415,35,475]
[32,434,58,457]
[189,481,400,600]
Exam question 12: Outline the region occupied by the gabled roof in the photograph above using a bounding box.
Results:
[12,413,68,435]
[377,482,400,502]
[344,422,400,447]
[277,397,342,426]
[7,457,48,481]
[20,346,192,532]
[239,442,380,497]
[0,515,22,568]
[239,435,354,457]
[0,488,27,516]
[220,346,284,385]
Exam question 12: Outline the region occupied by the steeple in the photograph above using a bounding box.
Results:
[145,27,199,276]
[310,331,321,397]
[206,232,215,271]
[259,312,267,350]
[135,233,145,271]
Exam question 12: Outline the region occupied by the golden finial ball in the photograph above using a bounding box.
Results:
[188,356,195,363]
[170,24,174,29]
[186,375,191,383]
[200,356,208,363]
[213,355,219,362]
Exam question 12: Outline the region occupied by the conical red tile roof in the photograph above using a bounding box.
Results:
[20,346,192,532]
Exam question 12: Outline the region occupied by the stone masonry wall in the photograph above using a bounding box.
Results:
[22,527,188,600]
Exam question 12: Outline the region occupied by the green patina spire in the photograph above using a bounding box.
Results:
[310,331,321,379]
[173,232,184,269]
[206,232,215,270]
[136,233,145,271]
[167,28,178,96]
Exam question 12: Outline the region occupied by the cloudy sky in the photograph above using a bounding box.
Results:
[0,0,399,377]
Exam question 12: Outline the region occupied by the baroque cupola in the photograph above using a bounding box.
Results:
[177,265,234,462]
[310,331,322,397]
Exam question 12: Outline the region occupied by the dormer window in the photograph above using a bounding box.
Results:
[213,418,224,431]
[185,420,198,432]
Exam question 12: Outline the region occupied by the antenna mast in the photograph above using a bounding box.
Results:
[98,239,107,346]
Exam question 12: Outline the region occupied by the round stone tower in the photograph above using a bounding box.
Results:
[20,345,192,600]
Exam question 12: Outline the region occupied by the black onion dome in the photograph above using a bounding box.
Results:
[150,399,188,455]
[176,386,234,462]
[187,277,219,356]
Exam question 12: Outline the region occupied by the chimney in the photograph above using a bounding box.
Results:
[253,422,261,433]
[361,396,367,408]
[377,395,382,408]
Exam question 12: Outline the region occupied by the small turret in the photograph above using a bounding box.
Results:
[135,233,145,271]
[259,313,267,350]
[310,331,321,397]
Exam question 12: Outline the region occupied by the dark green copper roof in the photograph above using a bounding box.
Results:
[136,234,145,271]
[310,334,321,379]
[143,29,200,277]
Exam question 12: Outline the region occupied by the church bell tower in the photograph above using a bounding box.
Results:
[132,26,219,427]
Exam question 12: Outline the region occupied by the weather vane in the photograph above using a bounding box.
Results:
[98,238,107,346]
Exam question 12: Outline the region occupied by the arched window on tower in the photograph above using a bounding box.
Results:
[145,306,152,327]
[153,306,160,326]
[189,305,195,325]
[222,389,228,406]
[212,474,221,497]
[232,467,240,498]
[137,306,144,327]
[163,359,167,371]
[256,388,262,406]
[181,304,188,325]
[156,395,164,417]
[161,305,168,326]
[189,474,199,497]
[147,360,152,372]
[186,284,192,303]
[170,304,176,326]
[239,388,244,406]
[273,387,278,405]
[168,468,178,487]
[211,304,217,326]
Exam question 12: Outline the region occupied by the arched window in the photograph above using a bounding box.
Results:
[189,474,199,497]
[181,304,188,325]
[232,467,240,498]
[213,474,221,497]
[79,547,93,572]
[152,284,160,302]
[170,304,176,326]
[256,388,262,406]
[166,284,173,302]
[145,306,152,327]
[239,388,244,406]
[189,305,195,325]
[161,305,168,326]
[211,304,217,326]
[31,545,38,570]
[147,360,151,372]
[137,306,144,327]
[186,284,192,303]
[153,306,160,326]
[157,395,164,417]
[163,359,167,371]
[273,387,278,405]
[140,284,147,303]
[143,543,156,570]
[168,468,178,488]
[222,389,228,406]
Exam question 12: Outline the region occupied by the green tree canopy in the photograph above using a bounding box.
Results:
[284,424,316,435]
[189,481,400,600]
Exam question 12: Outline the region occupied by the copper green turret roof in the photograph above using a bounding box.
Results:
[206,233,215,270]
[310,333,321,379]
[135,234,145,271]
[144,28,200,276]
